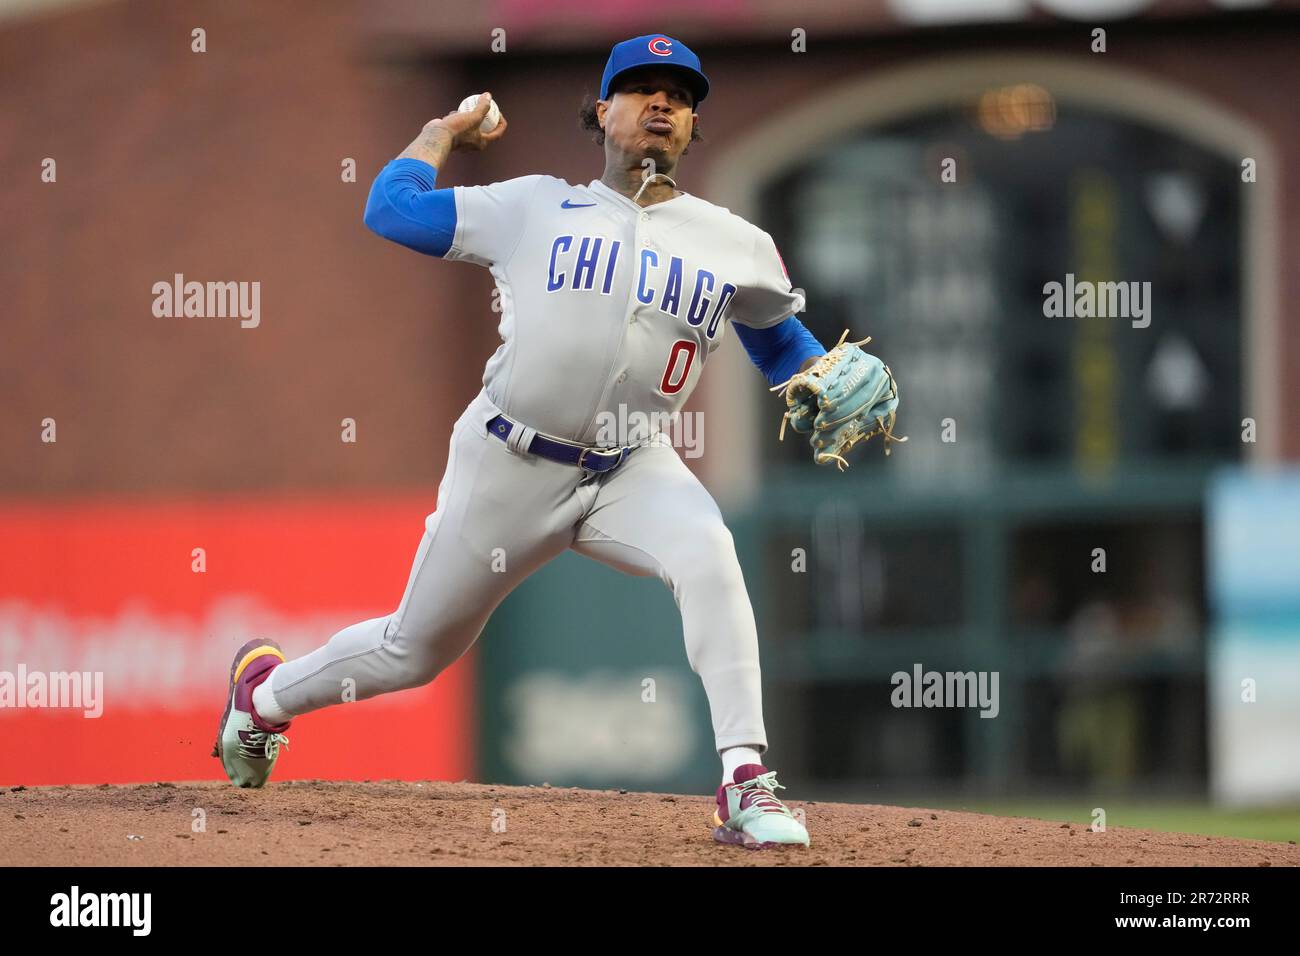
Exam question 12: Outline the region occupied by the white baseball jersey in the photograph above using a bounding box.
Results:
[263,167,792,772]
[445,175,805,443]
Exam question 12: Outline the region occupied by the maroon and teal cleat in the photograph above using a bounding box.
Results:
[712,764,810,848]
[212,639,291,788]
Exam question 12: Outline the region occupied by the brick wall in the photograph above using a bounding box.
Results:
[3,4,1296,499]
[0,0,501,495]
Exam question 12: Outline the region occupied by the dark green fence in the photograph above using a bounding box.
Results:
[478,462,1210,798]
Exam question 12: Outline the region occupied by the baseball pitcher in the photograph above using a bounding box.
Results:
[214,34,902,849]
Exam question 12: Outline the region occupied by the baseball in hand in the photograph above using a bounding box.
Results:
[457,94,502,133]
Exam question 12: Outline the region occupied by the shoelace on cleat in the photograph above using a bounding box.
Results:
[736,771,795,816]
[238,729,290,761]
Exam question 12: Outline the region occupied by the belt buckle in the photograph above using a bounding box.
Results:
[577,445,626,474]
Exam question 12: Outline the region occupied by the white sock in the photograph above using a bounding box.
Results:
[252,676,293,726]
[720,746,764,785]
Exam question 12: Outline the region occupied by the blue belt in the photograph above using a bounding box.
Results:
[487,414,635,474]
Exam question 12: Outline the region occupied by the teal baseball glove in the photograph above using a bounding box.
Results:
[770,330,906,470]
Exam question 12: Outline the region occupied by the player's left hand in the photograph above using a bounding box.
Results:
[770,330,907,470]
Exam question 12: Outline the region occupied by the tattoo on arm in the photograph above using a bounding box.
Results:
[398,124,455,170]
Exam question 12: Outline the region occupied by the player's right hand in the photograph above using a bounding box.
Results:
[425,92,508,152]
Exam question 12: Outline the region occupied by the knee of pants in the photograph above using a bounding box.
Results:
[665,523,748,599]
[381,615,479,689]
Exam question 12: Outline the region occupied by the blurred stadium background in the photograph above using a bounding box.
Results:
[2,0,1298,842]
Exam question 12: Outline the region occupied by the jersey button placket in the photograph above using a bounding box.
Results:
[634,213,651,319]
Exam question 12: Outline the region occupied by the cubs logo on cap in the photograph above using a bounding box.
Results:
[600,34,709,104]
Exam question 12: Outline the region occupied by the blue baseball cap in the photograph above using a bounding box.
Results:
[600,34,709,106]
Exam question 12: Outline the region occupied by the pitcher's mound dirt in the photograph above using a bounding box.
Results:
[1,780,1294,866]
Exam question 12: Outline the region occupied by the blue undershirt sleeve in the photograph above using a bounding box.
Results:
[363,158,457,257]
[732,316,827,387]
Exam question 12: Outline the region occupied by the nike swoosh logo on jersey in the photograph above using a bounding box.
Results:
[561,199,597,208]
